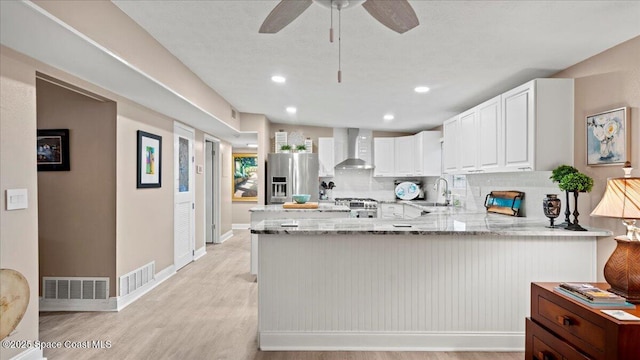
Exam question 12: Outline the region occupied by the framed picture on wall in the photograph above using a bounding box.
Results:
[232,153,258,201]
[586,107,630,166]
[137,130,162,188]
[37,129,70,171]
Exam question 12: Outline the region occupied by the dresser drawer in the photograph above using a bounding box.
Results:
[526,318,591,360]
[536,296,605,352]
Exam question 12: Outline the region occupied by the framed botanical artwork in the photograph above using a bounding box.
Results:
[232,153,258,201]
[37,129,70,171]
[586,107,630,166]
[137,130,162,188]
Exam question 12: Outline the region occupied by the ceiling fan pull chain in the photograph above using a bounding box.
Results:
[338,6,342,83]
[330,0,334,43]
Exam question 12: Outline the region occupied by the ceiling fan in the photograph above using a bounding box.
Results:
[259,0,419,83]
[259,0,419,34]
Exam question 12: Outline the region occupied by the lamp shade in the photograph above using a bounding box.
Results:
[590,177,640,219]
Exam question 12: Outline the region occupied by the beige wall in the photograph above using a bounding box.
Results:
[116,103,175,280]
[0,48,40,360]
[36,79,118,296]
[552,35,640,281]
[195,130,205,250]
[231,113,269,225]
[220,141,233,234]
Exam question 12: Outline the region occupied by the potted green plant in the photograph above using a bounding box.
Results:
[558,172,594,231]
[295,144,307,152]
[280,144,292,153]
[550,165,579,227]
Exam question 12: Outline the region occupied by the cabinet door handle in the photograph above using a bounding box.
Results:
[536,351,556,360]
[556,315,574,327]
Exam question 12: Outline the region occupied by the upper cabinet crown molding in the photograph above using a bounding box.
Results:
[443,78,574,174]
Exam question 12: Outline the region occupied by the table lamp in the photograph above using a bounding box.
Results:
[590,162,640,302]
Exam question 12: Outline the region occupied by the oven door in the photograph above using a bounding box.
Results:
[351,209,377,218]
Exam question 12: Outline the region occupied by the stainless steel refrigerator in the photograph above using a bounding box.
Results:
[267,153,319,204]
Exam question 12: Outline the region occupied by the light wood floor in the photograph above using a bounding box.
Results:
[40,230,523,360]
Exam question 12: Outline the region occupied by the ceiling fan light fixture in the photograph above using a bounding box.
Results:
[271,75,286,83]
[414,86,430,93]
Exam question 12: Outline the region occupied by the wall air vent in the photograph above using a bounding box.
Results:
[119,261,155,297]
[43,277,109,300]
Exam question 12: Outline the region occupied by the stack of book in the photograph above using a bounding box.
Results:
[555,283,635,308]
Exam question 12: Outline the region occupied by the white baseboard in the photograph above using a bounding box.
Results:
[219,230,233,243]
[259,332,524,351]
[39,297,118,312]
[9,348,45,360]
[116,264,175,311]
[194,246,206,260]
[39,265,176,312]
[232,223,250,230]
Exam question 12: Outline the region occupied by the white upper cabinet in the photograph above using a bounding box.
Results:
[443,116,459,174]
[394,135,414,177]
[373,137,395,177]
[318,137,335,177]
[477,95,502,171]
[414,131,442,176]
[458,109,477,172]
[443,78,573,174]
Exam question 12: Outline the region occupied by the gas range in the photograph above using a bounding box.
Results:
[334,198,378,210]
[335,198,378,218]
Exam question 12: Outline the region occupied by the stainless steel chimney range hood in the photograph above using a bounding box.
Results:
[334,128,374,170]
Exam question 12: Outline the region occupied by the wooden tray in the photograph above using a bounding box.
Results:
[484,191,524,216]
[282,202,319,209]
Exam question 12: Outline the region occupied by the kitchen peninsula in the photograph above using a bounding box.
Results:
[252,210,611,351]
[248,203,351,275]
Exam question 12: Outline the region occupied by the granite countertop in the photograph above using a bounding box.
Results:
[251,211,612,237]
[249,203,351,212]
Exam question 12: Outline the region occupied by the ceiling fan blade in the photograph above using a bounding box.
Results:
[259,0,313,33]
[362,0,419,34]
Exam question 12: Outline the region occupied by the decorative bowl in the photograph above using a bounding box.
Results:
[292,194,311,204]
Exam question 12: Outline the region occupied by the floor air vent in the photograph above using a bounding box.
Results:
[43,277,109,300]
[119,261,155,297]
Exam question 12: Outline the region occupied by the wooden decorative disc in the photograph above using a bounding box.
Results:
[0,269,30,340]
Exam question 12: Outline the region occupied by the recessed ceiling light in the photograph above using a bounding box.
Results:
[271,75,286,83]
[383,114,394,121]
[247,143,258,148]
[286,107,297,114]
[414,86,430,93]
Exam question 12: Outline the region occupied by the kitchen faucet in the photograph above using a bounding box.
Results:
[433,177,450,206]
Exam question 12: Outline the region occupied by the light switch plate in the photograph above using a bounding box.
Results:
[196,165,203,174]
[6,188,28,210]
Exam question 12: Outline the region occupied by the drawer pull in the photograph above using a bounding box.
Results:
[536,351,556,360]
[556,315,574,327]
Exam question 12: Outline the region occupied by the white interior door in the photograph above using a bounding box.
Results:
[174,122,195,270]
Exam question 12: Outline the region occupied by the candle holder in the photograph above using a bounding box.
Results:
[565,191,587,231]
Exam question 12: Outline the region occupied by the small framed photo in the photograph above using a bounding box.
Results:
[37,129,70,171]
[137,130,162,188]
[586,107,630,166]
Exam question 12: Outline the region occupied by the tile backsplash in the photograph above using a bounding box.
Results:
[322,170,573,220]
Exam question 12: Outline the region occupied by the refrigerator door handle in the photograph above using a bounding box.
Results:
[290,156,294,198]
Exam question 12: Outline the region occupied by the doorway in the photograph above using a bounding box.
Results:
[174,122,195,270]
[205,135,221,244]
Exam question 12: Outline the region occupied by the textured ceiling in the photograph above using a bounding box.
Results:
[113,0,640,132]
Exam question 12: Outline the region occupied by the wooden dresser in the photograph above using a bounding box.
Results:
[526,282,640,360]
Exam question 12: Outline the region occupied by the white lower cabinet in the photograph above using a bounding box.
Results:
[380,203,404,219]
